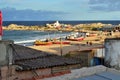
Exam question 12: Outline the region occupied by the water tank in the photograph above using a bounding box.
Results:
[104,38,120,69]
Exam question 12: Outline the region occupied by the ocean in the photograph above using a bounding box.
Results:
[2,20,120,46]
[3,30,70,46]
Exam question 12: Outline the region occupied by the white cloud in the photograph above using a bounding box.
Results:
[89,0,120,11]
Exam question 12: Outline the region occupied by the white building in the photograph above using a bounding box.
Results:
[53,21,61,28]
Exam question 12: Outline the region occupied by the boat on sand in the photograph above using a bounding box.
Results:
[67,37,84,41]
[52,41,70,44]
[34,40,52,46]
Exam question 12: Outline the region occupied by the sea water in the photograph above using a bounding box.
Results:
[2,20,120,46]
[3,30,70,46]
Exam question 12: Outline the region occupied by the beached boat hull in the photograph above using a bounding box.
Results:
[67,37,84,41]
[34,40,52,46]
[52,41,70,44]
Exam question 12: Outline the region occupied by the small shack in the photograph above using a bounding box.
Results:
[66,50,94,67]
[64,44,104,67]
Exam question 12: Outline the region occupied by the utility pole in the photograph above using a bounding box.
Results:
[59,31,63,56]
[60,37,63,56]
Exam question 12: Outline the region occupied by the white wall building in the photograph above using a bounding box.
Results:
[105,38,120,69]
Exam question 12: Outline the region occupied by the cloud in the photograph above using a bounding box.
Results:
[0,0,22,7]
[88,0,120,12]
[0,0,18,5]
[1,7,69,21]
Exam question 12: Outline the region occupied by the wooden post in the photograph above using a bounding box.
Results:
[60,37,63,56]
[59,31,63,56]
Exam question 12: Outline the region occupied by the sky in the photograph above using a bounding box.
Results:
[0,0,120,21]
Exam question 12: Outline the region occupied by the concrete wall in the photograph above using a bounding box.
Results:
[68,64,81,69]
[1,66,52,80]
[1,65,73,80]
[68,50,94,67]
[94,48,105,58]
[52,66,69,73]
[0,40,13,67]
[0,43,7,66]
[36,68,51,76]
[105,38,120,69]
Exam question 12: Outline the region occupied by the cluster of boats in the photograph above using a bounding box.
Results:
[34,40,71,46]
[33,31,99,46]
[34,32,85,46]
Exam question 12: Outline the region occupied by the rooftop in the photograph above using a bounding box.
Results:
[44,65,120,80]
[75,71,120,80]
[105,37,120,41]
[12,44,81,71]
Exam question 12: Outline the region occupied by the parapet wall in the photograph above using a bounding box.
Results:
[0,40,13,67]
[105,38,120,69]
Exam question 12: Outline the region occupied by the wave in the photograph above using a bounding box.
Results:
[14,40,36,44]
[14,35,67,44]
[3,30,71,45]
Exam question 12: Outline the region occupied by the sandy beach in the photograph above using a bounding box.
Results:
[29,31,120,55]
[29,35,104,55]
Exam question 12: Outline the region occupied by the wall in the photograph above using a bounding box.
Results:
[68,50,94,67]
[105,38,120,69]
[1,66,52,80]
[1,65,73,80]
[52,66,69,73]
[68,64,81,69]
[0,43,7,66]
[0,40,13,67]
[94,48,105,58]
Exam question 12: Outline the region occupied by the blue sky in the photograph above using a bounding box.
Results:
[0,0,120,20]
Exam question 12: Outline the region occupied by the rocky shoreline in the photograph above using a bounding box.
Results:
[3,22,114,32]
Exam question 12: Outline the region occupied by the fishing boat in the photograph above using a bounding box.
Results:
[89,33,97,37]
[66,31,84,41]
[34,40,52,46]
[67,37,84,41]
[52,41,70,44]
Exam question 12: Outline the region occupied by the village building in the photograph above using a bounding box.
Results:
[64,44,104,67]
[53,21,61,28]
[0,40,81,80]
[101,25,120,32]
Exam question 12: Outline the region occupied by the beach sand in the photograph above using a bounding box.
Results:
[29,31,119,55]
[29,35,104,55]
[30,44,78,55]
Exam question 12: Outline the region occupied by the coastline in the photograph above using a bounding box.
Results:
[29,31,119,56]
[3,22,120,55]
[2,22,113,31]
[29,36,104,56]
